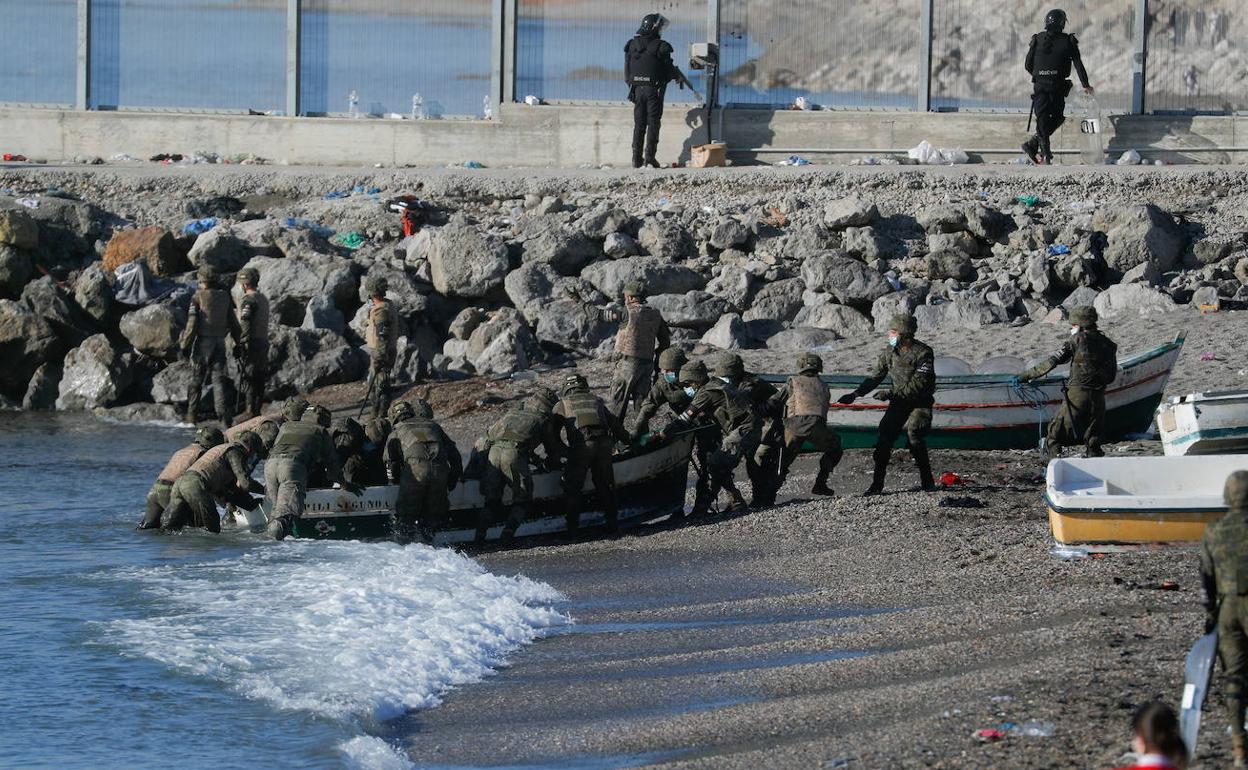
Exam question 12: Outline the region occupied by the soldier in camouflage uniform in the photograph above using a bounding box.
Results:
[226,414,282,456]
[328,417,370,487]
[139,426,225,529]
[360,417,393,486]
[838,314,936,496]
[714,354,783,507]
[554,373,629,533]
[632,351,713,523]
[264,404,361,539]
[364,275,400,421]
[661,361,760,515]
[769,353,842,496]
[230,266,270,422]
[607,281,670,419]
[477,392,566,543]
[1019,305,1118,458]
[161,430,265,533]
[180,266,235,424]
[386,399,463,542]
[1201,470,1248,767]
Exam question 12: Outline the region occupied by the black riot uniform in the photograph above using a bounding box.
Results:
[1023,9,1093,164]
[625,14,679,169]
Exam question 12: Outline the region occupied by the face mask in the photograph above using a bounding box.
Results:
[683,386,697,398]
[1069,326,1080,336]
[664,372,677,384]
[888,333,899,348]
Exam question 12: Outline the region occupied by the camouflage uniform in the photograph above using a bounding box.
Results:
[181,268,235,424]
[554,375,629,532]
[769,353,842,495]
[1020,306,1118,458]
[386,400,463,541]
[364,277,400,421]
[161,433,264,532]
[607,283,670,419]
[478,395,565,542]
[716,354,783,507]
[360,418,393,486]
[328,417,370,487]
[139,426,224,529]
[1200,470,1248,767]
[634,352,713,522]
[226,414,282,456]
[671,362,760,515]
[263,405,346,538]
[843,314,936,495]
[231,267,270,421]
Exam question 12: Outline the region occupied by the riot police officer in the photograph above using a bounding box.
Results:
[625,13,679,169]
[1024,8,1094,165]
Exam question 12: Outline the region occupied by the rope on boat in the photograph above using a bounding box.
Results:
[1009,377,1050,446]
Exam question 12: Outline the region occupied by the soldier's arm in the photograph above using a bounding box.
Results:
[1025,34,1037,75]
[767,380,793,415]
[180,298,201,351]
[655,318,671,357]
[321,432,346,485]
[1069,35,1091,88]
[603,403,630,444]
[623,42,632,85]
[892,348,935,401]
[235,296,253,345]
[853,352,890,397]
[384,435,402,483]
[541,420,568,465]
[659,41,679,84]
[1021,340,1074,381]
[228,448,264,494]
[443,430,463,488]
[374,310,395,364]
[632,387,665,436]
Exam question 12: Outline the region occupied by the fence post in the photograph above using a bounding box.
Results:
[1132,0,1147,114]
[502,0,517,103]
[76,0,90,110]
[286,0,301,116]
[706,0,721,138]
[918,0,934,111]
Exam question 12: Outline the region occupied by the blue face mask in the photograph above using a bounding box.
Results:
[664,372,677,384]
[683,386,697,398]
[888,333,900,348]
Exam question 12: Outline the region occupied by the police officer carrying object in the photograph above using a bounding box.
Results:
[161,430,265,533]
[714,354,783,507]
[1019,305,1117,458]
[231,266,270,423]
[837,314,936,496]
[554,373,629,534]
[386,399,462,543]
[181,265,235,424]
[264,404,361,540]
[770,353,843,497]
[625,13,679,169]
[1023,8,1094,165]
[139,426,224,529]
[1200,470,1248,767]
[609,281,670,419]
[364,275,400,421]
[477,392,566,543]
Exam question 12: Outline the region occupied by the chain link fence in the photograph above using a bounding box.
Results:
[0,0,77,106]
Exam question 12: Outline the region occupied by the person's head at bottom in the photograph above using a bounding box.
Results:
[1126,701,1187,769]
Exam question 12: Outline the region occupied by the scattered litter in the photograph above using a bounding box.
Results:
[851,155,902,166]
[938,471,969,487]
[990,695,1014,703]
[323,190,349,200]
[941,708,963,718]
[1116,149,1142,166]
[1047,244,1071,256]
[1199,352,1221,362]
[461,160,485,169]
[282,217,335,237]
[110,153,140,163]
[2,153,27,162]
[762,207,788,227]
[509,370,539,380]
[181,217,218,236]
[908,140,969,165]
[1050,545,1090,560]
[113,260,180,305]
[776,155,811,166]
[186,195,244,219]
[793,96,814,111]
[657,198,670,206]
[1017,194,1041,208]
[938,495,987,508]
[523,95,542,106]
[825,759,853,769]
[333,231,366,250]
[1015,720,1055,738]
[884,273,903,291]
[973,728,1006,743]
[16,197,39,209]
[149,153,183,163]
[1114,577,1180,590]
[1068,200,1096,212]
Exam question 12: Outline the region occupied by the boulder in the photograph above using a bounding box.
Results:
[700,313,752,350]
[392,332,439,384]
[247,255,358,325]
[648,291,733,330]
[119,303,183,359]
[801,251,892,306]
[230,218,283,257]
[1093,283,1177,319]
[0,244,34,298]
[0,209,39,249]
[103,227,183,277]
[267,327,366,399]
[24,196,107,264]
[637,217,694,260]
[504,261,559,323]
[1092,204,1184,275]
[1190,285,1221,310]
[22,277,88,342]
[0,299,62,399]
[425,220,510,298]
[792,303,872,336]
[603,232,641,259]
[187,226,253,273]
[823,198,878,229]
[1192,237,1234,266]
[964,205,1011,242]
[766,327,840,351]
[448,307,488,341]
[708,219,749,251]
[520,226,599,275]
[581,256,705,299]
[301,294,346,335]
[56,334,129,410]
[533,297,616,355]
[871,291,922,332]
[22,360,61,410]
[466,308,537,375]
[273,225,338,260]
[1236,257,1248,286]
[743,278,805,324]
[776,224,837,260]
[1052,253,1099,289]
[914,297,1009,331]
[917,204,969,234]
[704,265,756,311]
[73,263,112,326]
[926,251,974,281]
[927,231,980,257]
[580,207,632,239]
[150,360,194,405]
[1023,253,1054,296]
[843,226,890,261]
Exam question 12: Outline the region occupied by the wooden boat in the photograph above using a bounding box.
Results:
[769,334,1184,450]
[1044,454,1248,545]
[1157,390,1248,456]
[239,434,694,543]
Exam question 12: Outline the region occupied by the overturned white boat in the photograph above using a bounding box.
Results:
[1157,390,1248,456]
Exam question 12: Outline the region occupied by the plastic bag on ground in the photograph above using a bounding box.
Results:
[908,140,968,165]
[1116,149,1142,166]
[113,261,181,306]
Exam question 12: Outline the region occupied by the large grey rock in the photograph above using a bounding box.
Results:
[914,297,1009,331]
[928,231,980,257]
[22,277,87,342]
[964,204,1011,242]
[187,226,252,273]
[1023,253,1054,296]
[57,334,129,410]
[534,297,616,355]
[1093,283,1177,319]
[521,226,600,275]
[1192,237,1235,265]
[0,244,33,298]
[1092,204,1184,275]
[301,294,345,335]
[267,327,366,399]
[648,291,732,330]
[230,218,283,257]
[1052,253,1099,289]
[637,217,694,260]
[505,261,559,323]
[823,198,878,229]
[801,251,892,306]
[119,303,183,359]
[1060,286,1100,310]
[0,209,39,249]
[708,219,749,251]
[704,265,756,311]
[22,360,61,410]
[775,224,837,260]
[871,291,923,332]
[792,303,872,336]
[24,196,107,264]
[743,278,805,323]
[700,313,751,350]
[582,256,705,299]
[1190,285,1221,310]
[917,204,969,234]
[926,251,974,281]
[603,232,641,259]
[150,360,194,405]
[843,226,890,261]
[0,298,62,400]
[766,327,840,351]
[425,220,510,298]
[246,255,358,325]
[448,307,487,341]
[466,308,537,375]
[580,207,632,239]
[73,263,112,326]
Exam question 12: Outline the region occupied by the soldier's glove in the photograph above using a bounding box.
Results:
[836,393,857,405]
[873,390,892,402]
[241,495,263,512]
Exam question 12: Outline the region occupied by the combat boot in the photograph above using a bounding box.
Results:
[862,460,887,496]
[811,472,834,496]
[265,516,289,541]
[1233,730,1246,767]
[912,445,936,492]
[1021,136,1041,164]
[645,158,661,169]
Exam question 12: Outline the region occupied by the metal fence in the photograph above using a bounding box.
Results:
[0,0,1243,115]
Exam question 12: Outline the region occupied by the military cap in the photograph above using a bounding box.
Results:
[622,281,646,299]
[712,353,745,379]
[197,264,216,282]
[529,386,559,411]
[389,400,415,423]
[235,429,264,456]
[411,398,433,419]
[195,426,226,449]
[282,396,310,421]
[364,417,391,445]
[658,347,688,371]
[798,352,823,374]
[1225,470,1248,513]
[364,275,389,297]
[679,361,709,386]
[304,403,332,428]
[890,313,918,336]
[1069,306,1098,326]
[562,373,590,395]
[237,266,260,286]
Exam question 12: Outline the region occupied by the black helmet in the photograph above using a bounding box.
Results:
[389,400,415,423]
[1045,8,1067,31]
[562,373,590,396]
[638,13,668,36]
[282,396,309,422]
[658,347,688,372]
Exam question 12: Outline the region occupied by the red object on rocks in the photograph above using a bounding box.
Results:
[973,728,1006,743]
[939,472,968,487]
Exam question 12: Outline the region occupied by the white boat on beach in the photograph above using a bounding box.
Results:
[1045,454,1248,545]
[1157,390,1248,456]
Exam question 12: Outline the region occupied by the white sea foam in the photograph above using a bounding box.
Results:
[101,541,568,767]
[340,736,417,770]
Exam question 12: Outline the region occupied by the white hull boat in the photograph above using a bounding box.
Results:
[1157,390,1248,456]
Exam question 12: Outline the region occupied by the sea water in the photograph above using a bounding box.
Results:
[0,412,568,769]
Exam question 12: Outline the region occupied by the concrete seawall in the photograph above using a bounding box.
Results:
[1,104,1242,167]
